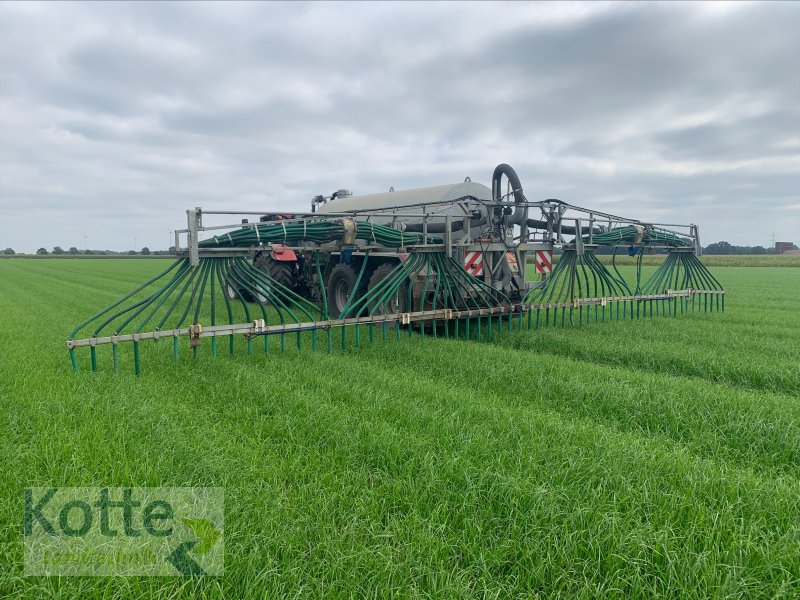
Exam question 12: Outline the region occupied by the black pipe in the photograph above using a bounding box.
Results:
[526,218,603,236]
[492,163,527,226]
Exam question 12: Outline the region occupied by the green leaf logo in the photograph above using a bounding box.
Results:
[180,518,221,555]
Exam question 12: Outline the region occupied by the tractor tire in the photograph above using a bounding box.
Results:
[254,253,294,304]
[326,263,359,318]
[367,262,409,315]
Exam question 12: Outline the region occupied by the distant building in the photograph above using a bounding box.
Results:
[775,242,796,254]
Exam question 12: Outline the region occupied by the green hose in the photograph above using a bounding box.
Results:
[199,220,440,249]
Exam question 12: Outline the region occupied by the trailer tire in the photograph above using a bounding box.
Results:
[326,263,359,318]
[226,260,256,303]
[367,263,409,316]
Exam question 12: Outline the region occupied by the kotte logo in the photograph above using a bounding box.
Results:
[24,487,223,576]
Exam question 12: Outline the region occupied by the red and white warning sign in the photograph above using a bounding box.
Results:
[535,249,553,274]
[464,251,483,276]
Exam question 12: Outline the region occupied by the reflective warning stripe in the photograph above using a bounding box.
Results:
[535,250,552,274]
[464,251,483,276]
[506,251,519,274]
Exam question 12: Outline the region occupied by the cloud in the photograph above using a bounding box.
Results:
[0,0,798,251]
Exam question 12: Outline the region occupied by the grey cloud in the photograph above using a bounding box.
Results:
[652,110,800,162]
[0,1,798,252]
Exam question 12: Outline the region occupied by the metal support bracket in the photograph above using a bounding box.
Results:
[189,323,202,347]
[187,207,202,267]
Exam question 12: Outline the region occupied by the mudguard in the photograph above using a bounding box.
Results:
[270,243,297,262]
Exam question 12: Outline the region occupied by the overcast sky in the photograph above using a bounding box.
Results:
[1,1,798,252]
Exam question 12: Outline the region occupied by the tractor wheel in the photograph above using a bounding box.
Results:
[326,263,359,318]
[367,262,408,315]
[255,253,294,289]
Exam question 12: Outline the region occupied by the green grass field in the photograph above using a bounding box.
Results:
[1,259,798,598]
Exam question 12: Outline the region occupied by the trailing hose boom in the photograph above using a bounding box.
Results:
[67,163,724,374]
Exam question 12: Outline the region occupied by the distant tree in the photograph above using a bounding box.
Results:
[703,241,791,255]
[127,250,137,255]
[36,247,48,255]
[84,249,94,255]
[3,247,14,255]
[52,246,65,255]
[68,246,79,254]
[704,241,732,255]
[140,246,151,255]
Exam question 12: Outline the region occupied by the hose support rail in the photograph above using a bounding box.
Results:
[66,289,724,350]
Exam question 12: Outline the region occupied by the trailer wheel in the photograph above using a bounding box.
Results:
[227,261,256,303]
[367,263,408,315]
[326,263,358,318]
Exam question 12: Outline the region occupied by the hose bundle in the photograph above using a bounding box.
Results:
[340,253,506,320]
[585,225,692,247]
[66,248,508,374]
[66,254,328,374]
[521,246,725,328]
[642,250,725,314]
[199,220,440,249]
[524,249,632,327]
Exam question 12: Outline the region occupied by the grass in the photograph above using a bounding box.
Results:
[0,259,798,598]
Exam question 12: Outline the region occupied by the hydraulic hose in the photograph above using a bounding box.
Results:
[526,218,603,236]
[492,163,527,226]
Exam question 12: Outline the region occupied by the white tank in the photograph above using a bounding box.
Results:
[315,181,492,227]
